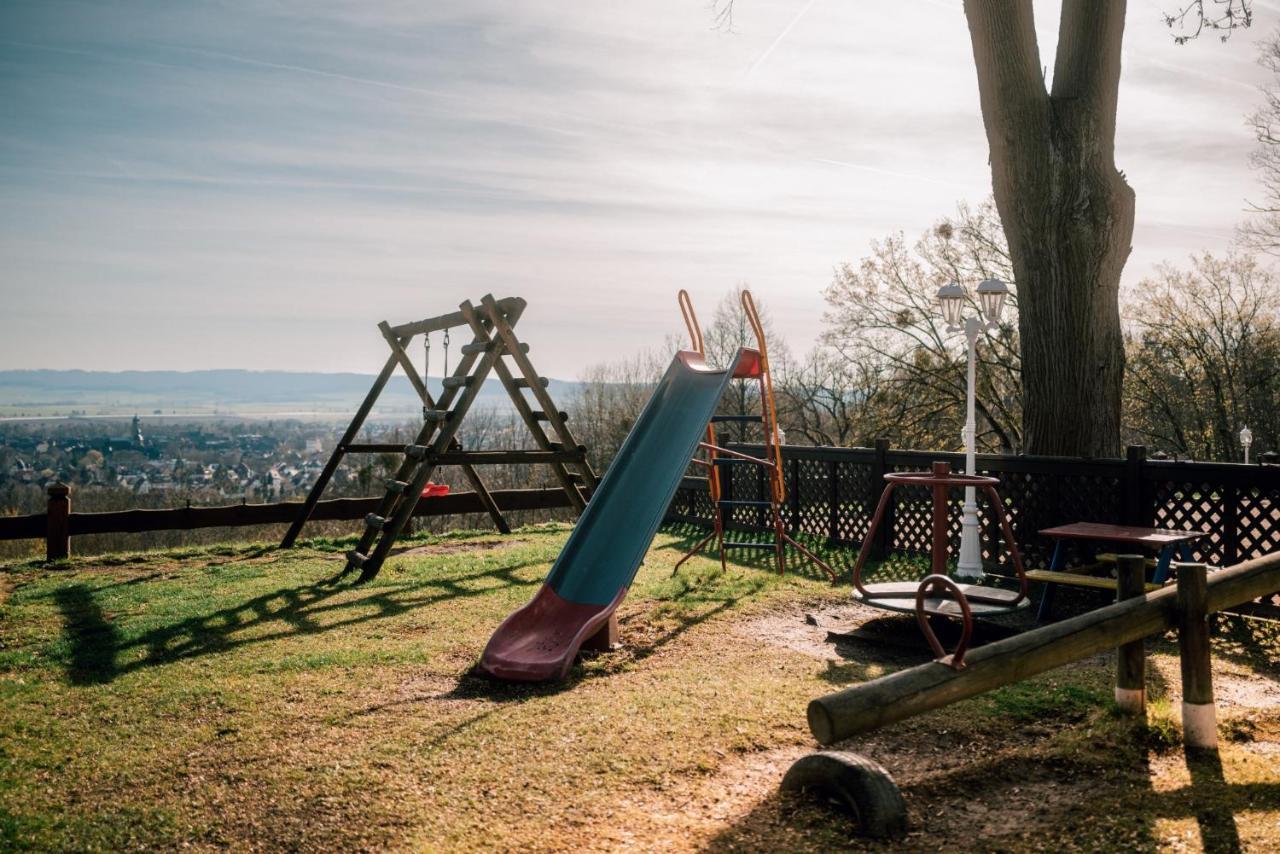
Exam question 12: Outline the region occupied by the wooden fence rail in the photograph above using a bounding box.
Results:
[0,483,576,561]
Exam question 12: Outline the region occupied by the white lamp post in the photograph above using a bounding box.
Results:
[936,277,1009,580]
[1241,425,1253,464]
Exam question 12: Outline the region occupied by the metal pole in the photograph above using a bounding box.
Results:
[956,316,983,579]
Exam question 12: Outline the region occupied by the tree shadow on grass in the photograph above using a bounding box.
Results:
[53,584,121,685]
[50,558,545,685]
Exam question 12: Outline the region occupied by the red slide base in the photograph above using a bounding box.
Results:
[478,584,626,682]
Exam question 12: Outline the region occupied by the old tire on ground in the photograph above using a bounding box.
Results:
[780,750,908,840]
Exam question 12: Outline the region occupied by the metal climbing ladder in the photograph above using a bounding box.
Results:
[280,295,597,583]
[674,290,836,581]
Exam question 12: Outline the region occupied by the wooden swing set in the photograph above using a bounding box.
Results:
[280,294,597,582]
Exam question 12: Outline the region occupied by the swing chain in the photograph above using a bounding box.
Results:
[442,328,450,383]
[422,334,431,421]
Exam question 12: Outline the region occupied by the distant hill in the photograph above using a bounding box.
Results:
[0,370,582,420]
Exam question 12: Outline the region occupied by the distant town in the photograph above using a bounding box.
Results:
[0,414,443,514]
[0,369,589,516]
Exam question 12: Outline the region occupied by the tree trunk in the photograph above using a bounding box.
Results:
[964,0,1133,458]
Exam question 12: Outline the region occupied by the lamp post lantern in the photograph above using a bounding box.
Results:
[1241,425,1253,464]
[936,277,1009,580]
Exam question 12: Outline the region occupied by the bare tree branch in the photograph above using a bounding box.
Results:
[1163,0,1253,44]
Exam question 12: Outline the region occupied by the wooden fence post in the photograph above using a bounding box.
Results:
[46,482,70,562]
[1124,445,1147,526]
[1177,562,1217,749]
[1114,554,1147,714]
[869,438,891,559]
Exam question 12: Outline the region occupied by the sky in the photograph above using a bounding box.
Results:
[1,0,1277,379]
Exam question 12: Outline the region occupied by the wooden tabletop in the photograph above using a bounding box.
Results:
[1038,521,1206,546]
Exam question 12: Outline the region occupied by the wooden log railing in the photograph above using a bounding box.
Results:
[806,550,1280,747]
[0,482,578,562]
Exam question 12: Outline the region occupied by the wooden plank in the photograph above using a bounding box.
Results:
[1024,569,1161,592]
[1039,521,1206,546]
[1094,552,1157,567]
[0,512,46,540]
[388,296,525,338]
[437,450,585,465]
[806,550,1280,745]
[344,443,409,454]
[55,488,574,538]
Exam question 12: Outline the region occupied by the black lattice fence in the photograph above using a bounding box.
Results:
[666,443,1280,575]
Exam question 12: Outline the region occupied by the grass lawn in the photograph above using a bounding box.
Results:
[1,524,1278,851]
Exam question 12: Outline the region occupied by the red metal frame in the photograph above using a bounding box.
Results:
[851,461,1028,605]
[850,461,1029,670]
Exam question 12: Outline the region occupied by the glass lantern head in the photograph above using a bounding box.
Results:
[1240,425,1254,447]
[936,282,965,328]
[976,278,1009,324]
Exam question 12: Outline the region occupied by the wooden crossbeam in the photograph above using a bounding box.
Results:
[388,296,525,338]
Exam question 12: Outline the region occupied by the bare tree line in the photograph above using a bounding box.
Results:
[571,196,1280,468]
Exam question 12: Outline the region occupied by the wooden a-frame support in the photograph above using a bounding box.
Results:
[280,295,596,580]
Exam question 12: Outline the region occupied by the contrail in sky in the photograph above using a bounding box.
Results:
[745,0,818,78]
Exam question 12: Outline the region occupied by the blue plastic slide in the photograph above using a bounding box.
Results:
[478,349,748,681]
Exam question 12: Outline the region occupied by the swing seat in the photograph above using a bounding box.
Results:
[421,482,450,498]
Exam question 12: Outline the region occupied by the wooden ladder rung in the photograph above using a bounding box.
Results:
[404,444,430,460]
[441,376,475,390]
[532,410,568,421]
[364,514,385,530]
[385,479,411,494]
[346,550,368,567]
[422,410,450,422]
[513,377,550,389]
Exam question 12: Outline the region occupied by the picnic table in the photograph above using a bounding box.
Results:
[1030,522,1206,621]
